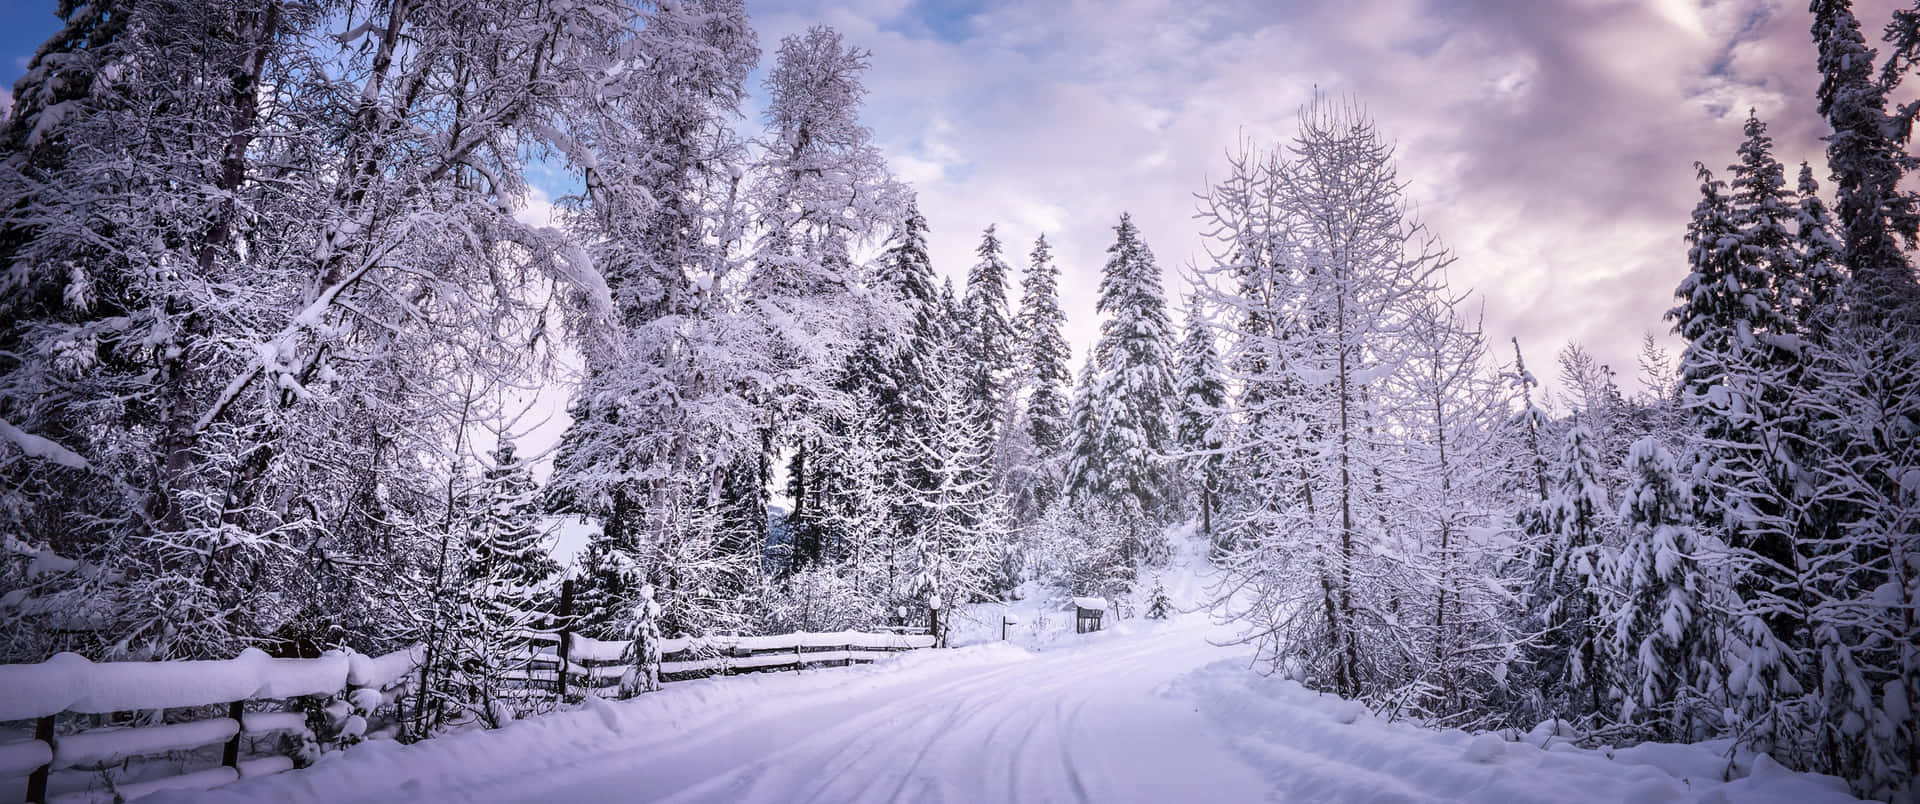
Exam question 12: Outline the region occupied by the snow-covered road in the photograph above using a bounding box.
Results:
[168,614,1865,804]
[524,624,1267,804]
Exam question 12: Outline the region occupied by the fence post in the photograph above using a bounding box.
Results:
[25,713,54,803]
[556,579,573,701]
[1001,615,1010,641]
[222,700,245,769]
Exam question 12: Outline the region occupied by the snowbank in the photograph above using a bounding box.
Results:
[1165,659,1862,804]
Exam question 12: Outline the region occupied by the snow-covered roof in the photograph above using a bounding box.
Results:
[1071,597,1109,611]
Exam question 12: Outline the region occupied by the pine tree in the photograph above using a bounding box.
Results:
[1810,0,1920,324]
[865,202,941,444]
[1066,213,1177,537]
[1606,436,1717,741]
[450,441,559,725]
[1146,575,1173,620]
[962,225,1017,441]
[1530,421,1614,721]
[1173,298,1228,540]
[620,585,663,698]
[1789,163,1846,338]
[1669,147,1807,644]
[1008,235,1073,520]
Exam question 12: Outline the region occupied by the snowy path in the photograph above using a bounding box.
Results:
[166,614,1863,804]
[482,624,1268,804]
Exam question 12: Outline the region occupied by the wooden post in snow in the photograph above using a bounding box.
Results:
[556,579,573,701]
[222,700,245,769]
[24,713,53,803]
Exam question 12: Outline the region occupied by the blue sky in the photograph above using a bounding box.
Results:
[1,2,61,85]
[2,0,1906,405]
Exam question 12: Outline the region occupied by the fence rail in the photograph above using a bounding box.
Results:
[0,645,422,804]
[508,629,936,697]
[1,628,933,802]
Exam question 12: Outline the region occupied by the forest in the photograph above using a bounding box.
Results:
[0,0,1913,801]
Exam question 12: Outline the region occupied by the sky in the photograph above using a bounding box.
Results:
[741,0,1909,405]
[0,0,1906,409]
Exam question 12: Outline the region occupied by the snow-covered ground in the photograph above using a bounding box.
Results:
[153,602,1862,802]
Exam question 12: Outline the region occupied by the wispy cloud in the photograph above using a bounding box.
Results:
[750,0,1903,393]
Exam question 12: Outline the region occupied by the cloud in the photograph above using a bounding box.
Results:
[750,0,1908,393]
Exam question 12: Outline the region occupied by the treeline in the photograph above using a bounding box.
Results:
[1191,7,1917,800]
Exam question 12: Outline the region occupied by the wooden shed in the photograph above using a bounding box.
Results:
[1072,597,1109,634]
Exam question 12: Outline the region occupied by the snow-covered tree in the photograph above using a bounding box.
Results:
[621,585,663,698]
[0,0,624,663]
[1384,295,1516,725]
[1008,235,1072,521]
[1810,0,1920,325]
[1198,101,1450,700]
[1146,575,1172,620]
[446,441,559,725]
[1530,421,1614,720]
[962,226,1017,442]
[900,340,1005,643]
[547,0,765,642]
[1066,213,1177,539]
[1605,437,1718,741]
[1173,298,1228,540]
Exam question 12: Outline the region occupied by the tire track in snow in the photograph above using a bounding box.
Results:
[544,625,1262,804]
[660,633,1183,803]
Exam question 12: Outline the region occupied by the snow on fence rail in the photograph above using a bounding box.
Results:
[0,645,423,803]
[0,628,932,802]
[508,630,936,697]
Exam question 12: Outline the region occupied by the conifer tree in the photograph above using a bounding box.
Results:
[963,226,1017,440]
[1173,298,1228,538]
[1008,235,1073,520]
[1531,421,1614,719]
[1066,213,1177,539]
[621,585,663,698]
[1809,0,1920,323]
[449,441,558,725]
[1146,575,1173,620]
[1606,437,1717,741]
[1789,163,1846,336]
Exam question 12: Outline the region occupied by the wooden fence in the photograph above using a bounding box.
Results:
[507,629,937,697]
[1,625,933,802]
[0,645,422,804]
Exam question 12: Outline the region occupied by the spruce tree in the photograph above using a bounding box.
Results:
[1531,421,1613,720]
[1789,163,1845,337]
[963,226,1017,440]
[1018,235,1073,455]
[450,442,558,724]
[1810,0,1920,323]
[1066,213,1177,538]
[1606,436,1717,741]
[1173,298,1228,539]
[1007,235,1073,521]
